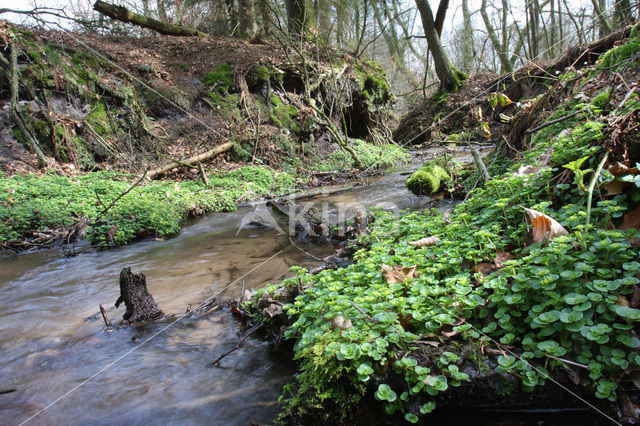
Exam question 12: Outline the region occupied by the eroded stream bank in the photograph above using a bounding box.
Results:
[0,153,458,425]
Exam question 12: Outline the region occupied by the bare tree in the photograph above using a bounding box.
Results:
[415,0,466,92]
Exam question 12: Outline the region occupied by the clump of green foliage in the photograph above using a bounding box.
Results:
[406,164,450,196]
[315,139,410,172]
[269,95,300,131]
[251,40,640,423]
[599,24,640,69]
[202,63,233,92]
[0,166,296,247]
[354,59,392,109]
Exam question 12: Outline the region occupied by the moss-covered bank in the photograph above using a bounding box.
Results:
[0,166,296,249]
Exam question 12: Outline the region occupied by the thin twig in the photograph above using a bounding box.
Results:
[289,236,324,261]
[350,301,379,323]
[207,323,263,366]
[546,355,589,370]
[98,168,149,218]
[525,109,581,134]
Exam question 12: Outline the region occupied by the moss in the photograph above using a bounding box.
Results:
[255,64,283,83]
[202,63,233,93]
[86,101,113,136]
[354,59,392,108]
[406,164,449,196]
[600,30,640,69]
[590,90,611,110]
[269,95,300,132]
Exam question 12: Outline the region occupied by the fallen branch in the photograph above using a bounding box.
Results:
[93,1,209,37]
[146,142,234,179]
[207,323,263,366]
[99,168,148,216]
[470,145,490,182]
[525,110,581,134]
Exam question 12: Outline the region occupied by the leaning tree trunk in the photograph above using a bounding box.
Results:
[93,1,209,36]
[115,267,163,322]
[415,0,466,92]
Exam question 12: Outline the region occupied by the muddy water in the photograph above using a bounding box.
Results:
[0,157,456,426]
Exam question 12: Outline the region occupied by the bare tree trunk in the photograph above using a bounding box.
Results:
[481,0,513,72]
[461,0,474,74]
[156,0,168,22]
[257,0,273,38]
[286,0,313,39]
[614,0,633,28]
[238,0,258,39]
[415,0,466,92]
[591,0,612,37]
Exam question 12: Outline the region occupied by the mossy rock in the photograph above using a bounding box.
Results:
[406,165,450,196]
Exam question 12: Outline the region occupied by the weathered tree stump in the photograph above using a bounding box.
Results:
[115,268,163,322]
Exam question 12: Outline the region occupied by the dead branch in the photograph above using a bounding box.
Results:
[207,323,263,366]
[93,1,209,37]
[525,109,581,134]
[146,142,234,179]
[99,168,148,217]
[470,145,491,182]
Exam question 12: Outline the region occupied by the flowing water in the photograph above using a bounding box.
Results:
[1,150,601,425]
[0,154,459,426]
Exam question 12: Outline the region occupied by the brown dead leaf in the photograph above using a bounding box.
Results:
[331,315,353,330]
[617,295,630,307]
[621,395,640,422]
[514,165,540,177]
[494,250,513,268]
[475,262,497,276]
[602,180,625,195]
[524,208,569,243]
[609,162,639,176]
[381,264,418,284]
[441,329,459,339]
[621,205,640,230]
[408,236,441,248]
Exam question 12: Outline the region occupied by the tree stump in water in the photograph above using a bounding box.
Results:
[115,267,163,322]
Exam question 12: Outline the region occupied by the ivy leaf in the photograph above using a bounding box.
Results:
[523,207,569,243]
[480,121,491,138]
[489,92,513,108]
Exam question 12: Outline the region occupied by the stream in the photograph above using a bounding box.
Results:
[0,151,599,425]
[0,152,457,425]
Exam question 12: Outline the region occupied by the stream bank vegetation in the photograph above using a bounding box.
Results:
[0,21,407,252]
[245,25,640,424]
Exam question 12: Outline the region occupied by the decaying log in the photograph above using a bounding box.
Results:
[115,267,163,322]
[93,1,209,37]
[146,142,234,179]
